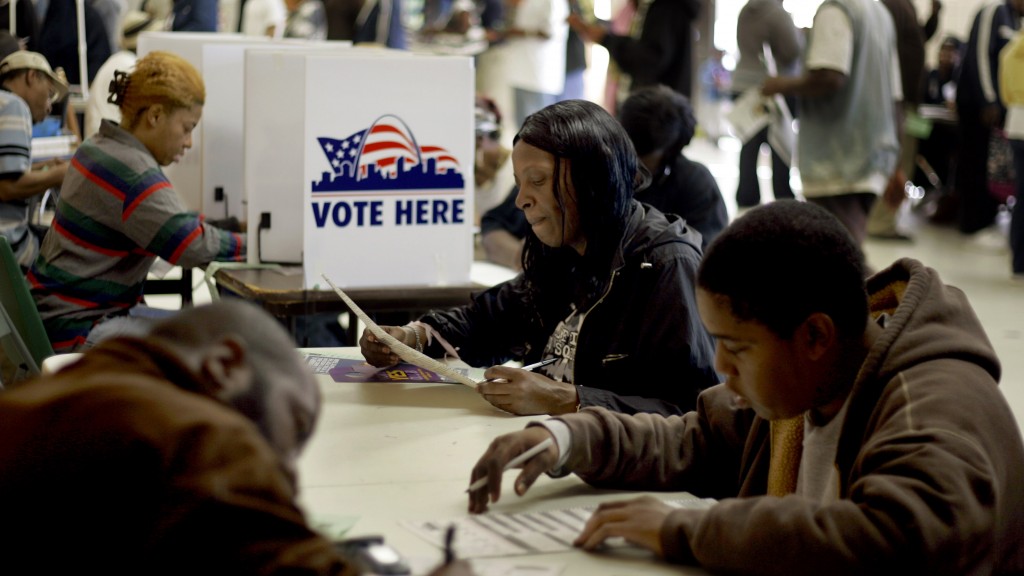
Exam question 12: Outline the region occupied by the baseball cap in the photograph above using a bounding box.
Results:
[0,51,69,102]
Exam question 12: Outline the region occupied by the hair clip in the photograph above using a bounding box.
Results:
[108,69,129,105]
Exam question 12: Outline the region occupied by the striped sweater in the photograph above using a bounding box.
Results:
[0,90,35,267]
[30,120,245,352]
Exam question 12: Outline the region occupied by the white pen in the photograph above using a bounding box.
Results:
[466,437,556,492]
[478,357,559,384]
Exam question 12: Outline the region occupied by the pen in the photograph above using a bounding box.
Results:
[479,357,559,384]
[443,524,456,564]
[465,437,555,492]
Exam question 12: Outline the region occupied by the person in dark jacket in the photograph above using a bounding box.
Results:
[324,0,407,48]
[38,0,112,86]
[619,84,727,251]
[0,0,38,52]
[171,0,219,31]
[362,100,718,417]
[954,0,1023,234]
[567,0,700,101]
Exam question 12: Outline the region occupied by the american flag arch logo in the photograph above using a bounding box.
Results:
[312,114,465,192]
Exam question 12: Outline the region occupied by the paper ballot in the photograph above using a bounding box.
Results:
[401,498,717,559]
[321,274,479,389]
[726,87,772,143]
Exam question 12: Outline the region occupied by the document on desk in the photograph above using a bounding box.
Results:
[303,352,485,384]
[400,498,716,559]
[321,274,480,388]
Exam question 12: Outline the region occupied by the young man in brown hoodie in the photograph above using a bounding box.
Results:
[468,200,1024,575]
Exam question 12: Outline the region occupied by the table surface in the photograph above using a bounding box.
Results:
[213,262,517,317]
[297,348,708,576]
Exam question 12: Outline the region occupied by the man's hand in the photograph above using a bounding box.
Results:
[478,365,577,415]
[573,496,673,555]
[468,427,558,514]
[47,160,68,185]
[358,326,416,367]
[761,76,784,96]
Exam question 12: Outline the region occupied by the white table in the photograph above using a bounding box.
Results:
[297,349,709,575]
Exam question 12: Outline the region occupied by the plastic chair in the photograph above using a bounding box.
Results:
[0,301,38,388]
[0,237,54,383]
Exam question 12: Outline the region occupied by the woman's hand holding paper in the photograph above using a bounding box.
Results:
[359,325,414,367]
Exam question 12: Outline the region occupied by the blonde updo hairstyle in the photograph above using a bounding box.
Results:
[108,51,205,130]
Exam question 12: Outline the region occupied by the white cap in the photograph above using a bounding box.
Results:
[0,51,69,101]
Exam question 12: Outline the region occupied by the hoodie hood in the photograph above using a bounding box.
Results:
[614,201,704,272]
[862,258,1000,387]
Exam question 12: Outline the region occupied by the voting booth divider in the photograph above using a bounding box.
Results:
[136,32,270,215]
[244,49,475,289]
[134,33,475,290]
[136,33,354,219]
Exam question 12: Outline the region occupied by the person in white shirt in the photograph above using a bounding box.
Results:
[762,0,902,246]
[241,0,287,37]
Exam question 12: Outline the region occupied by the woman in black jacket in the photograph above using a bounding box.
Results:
[361,100,718,416]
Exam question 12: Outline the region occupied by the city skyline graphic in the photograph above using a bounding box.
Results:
[312,114,465,192]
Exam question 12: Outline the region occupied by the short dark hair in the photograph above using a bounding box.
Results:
[148,300,314,444]
[697,200,868,339]
[618,85,697,158]
[515,99,639,303]
[940,35,962,51]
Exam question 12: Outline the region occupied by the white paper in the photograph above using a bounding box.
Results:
[726,87,772,143]
[321,274,480,388]
[767,97,796,167]
[406,557,565,576]
[762,42,797,166]
[400,498,717,559]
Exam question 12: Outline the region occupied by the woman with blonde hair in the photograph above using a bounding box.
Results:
[30,51,246,352]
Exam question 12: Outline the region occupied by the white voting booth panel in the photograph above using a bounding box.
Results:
[245,50,475,288]
[243,47,418,265]
[137,32,269,214]
[202,41,352,221]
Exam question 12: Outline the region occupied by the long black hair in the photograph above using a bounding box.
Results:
[514,99,640,308]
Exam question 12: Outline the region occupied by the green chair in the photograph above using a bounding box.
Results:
[0,236,53,386]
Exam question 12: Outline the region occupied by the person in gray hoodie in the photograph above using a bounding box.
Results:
[731,0,801,207]
[468,200,1024,575]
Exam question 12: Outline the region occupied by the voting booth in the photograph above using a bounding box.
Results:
[136,33,354,218]
[244,49,475,289]
[136,32,268,214]
[202,41,352,220]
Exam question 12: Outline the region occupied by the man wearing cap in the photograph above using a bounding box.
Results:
[0,50,69,268]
